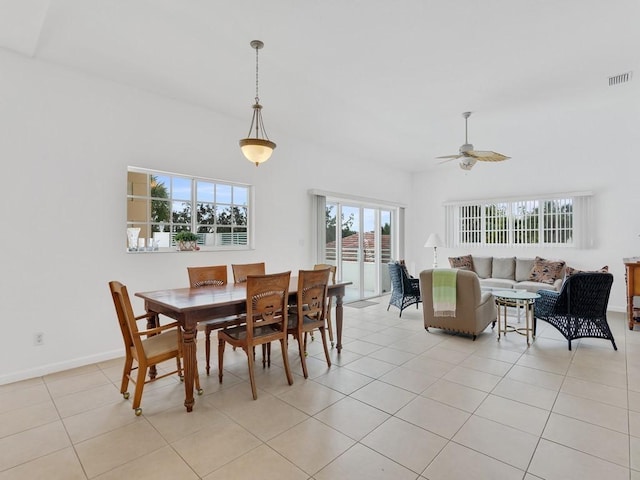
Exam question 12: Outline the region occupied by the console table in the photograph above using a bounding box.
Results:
[624,258,640,330]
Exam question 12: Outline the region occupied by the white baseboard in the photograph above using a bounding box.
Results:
[0,349,123,386]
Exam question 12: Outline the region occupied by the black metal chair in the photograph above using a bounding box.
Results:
[387,261,421,317]
[534,272,616,350]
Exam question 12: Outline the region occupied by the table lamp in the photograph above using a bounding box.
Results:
[424,233,444,268]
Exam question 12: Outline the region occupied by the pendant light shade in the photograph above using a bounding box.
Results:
[239,40,276,166]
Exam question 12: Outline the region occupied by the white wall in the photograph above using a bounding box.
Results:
[407,82,640,312]
[0,50,411,384]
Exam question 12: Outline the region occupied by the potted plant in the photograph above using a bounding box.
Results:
[174,231,199,251]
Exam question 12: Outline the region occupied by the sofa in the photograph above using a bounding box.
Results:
[419,269,496,339]
[448,255,566,293]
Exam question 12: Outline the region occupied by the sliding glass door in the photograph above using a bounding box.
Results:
[324,201,396,302]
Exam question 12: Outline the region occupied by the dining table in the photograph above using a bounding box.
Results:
[135,276,352,412]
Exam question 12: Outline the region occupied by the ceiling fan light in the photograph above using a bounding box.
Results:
[459,157,477,170]
[239,138,276,166]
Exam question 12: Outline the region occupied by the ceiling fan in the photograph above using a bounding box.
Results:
[437,112,510,170]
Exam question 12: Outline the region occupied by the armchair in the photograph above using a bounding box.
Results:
[387,261,421,317]
[534,272,616,350]
[419,269,495,340]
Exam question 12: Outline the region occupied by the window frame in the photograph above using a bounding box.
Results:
[444,192,593,249]
[126,167,253,252]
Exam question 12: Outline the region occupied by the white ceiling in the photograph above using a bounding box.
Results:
[1,0,638,172]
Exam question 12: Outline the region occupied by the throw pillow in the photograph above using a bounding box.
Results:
[565,265,609,277]
[528,256,566,284]
[449,255,474,271]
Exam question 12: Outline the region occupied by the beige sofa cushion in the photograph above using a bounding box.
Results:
[492,257,516,280]
[515,258,535,281]
[473,256,493,279]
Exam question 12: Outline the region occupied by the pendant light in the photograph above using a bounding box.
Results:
[239,40,276,166]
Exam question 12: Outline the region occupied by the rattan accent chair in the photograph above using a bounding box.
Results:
[534,272,616,350]
[109,280,201,416]
[387,261,421,317]
[288,268,332,378]
[217,271,294,399]
[187,265,244,375]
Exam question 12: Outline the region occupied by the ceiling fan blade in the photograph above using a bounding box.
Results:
[468,150,510,162]
[436,154,460,159]
[437,155,460,164]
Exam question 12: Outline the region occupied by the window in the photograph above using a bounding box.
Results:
[444,192,593,248]
[126,167,251,251]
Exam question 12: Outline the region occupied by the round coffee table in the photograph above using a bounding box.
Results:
[493,290,541,346]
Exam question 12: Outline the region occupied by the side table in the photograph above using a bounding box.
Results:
[493,290,541,346]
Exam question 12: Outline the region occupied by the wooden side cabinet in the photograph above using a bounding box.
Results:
[624,258,640,330]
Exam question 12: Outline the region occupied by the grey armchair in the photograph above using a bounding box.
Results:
[419,269,495,340]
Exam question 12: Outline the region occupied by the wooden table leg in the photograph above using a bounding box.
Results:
[335,293,344,353]
[146,313,159,379]
[181,324,197,412]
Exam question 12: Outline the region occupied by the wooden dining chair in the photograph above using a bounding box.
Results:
[109,280,201,416]
[314,263,337,347]
[187,265,244,375]
[288,268,332,378]
[231,262,266,284]
[217,271,294,399]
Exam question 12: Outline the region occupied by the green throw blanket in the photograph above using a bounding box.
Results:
[432,269,457,317]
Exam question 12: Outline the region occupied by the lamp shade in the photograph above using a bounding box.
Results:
[239,138,276,165]
[424,233,443,248]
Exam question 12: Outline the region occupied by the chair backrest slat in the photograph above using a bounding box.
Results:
[187,265,228,288]
[232,262,266,284]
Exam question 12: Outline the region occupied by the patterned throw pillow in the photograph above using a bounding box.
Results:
[528,256,566,284]
[448,255,474,271]
[565,265,609,277]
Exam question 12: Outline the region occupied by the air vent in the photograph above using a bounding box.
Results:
[609,71,633,86]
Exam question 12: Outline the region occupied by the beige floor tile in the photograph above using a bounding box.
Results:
[312,367,375,395]
[74,421,167,478]
[453,415,538,470]
[202,444,308,480]
[378,366,439,394]
[0,447,85,480]
[459,354,514,376]
[45,371,111,399]
[492,378,559,410]
[367,346,416,365]
[517,351,572,375]
[566,363,628,389]
[340,340,383,356]
[630,390,640,412]
[93,445,197,479]
[389,334,445,355]
[422,441,524,480]
[529,438,629,480]
[342,356,396,378]
[0,421,70,471]
[54,383,122,418]
[313,396,390,441]
[171,415,262,477]
[632,436,640,471]
[0,400,59,439]
[314,443,417,480]
[63,400,139,443]
[442,365,502,392]
[145,400,229,443]
[277,379,345,415]
[505,364,564,391]
[402,355,456,378]
[350,380,416,414]
[209,384,309,441]
[421,379,488,413]
[630,410,640,437]
[543,413,629,467]
[475,394,550,435]
[395,396,470,439]
[553,392,629,433]
[560,376,628,408]
[421,346,472,365]
[473,344,524,364]
[269,417,355,475]
[0,383,52,415]
[361,416,447,474]
[43,364,101,382]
